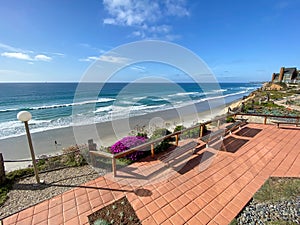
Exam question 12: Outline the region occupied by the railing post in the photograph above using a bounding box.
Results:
[217,120,220,129]
[199,124,204,137]
[90,152,95,166]
[112,157,116,177]
[175,134,179,146]
[0,153,5,185]
[264,116,267,125]
[151,144,155,158]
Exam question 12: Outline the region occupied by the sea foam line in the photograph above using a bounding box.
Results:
[0,98,116,113]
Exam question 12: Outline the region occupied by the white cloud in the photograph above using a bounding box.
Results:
[80,55,130,64]
[1,52,32,60]
[99,55,130,64]
[103,0,189,39]
[79,56,99,62]
[79,43,106,54]
[130,65,146,72]
[1,51,52,62]
[34,54,52,62]
[0,42,59,62]
[0,42,33,53]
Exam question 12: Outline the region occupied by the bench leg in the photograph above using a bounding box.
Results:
[206,143,209,148]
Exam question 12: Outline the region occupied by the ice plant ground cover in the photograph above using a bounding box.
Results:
[110,136,148,161]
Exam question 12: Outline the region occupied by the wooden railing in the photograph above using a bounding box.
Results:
[89,112,300,176]
[234,113,300,125]
[89,114,232,177]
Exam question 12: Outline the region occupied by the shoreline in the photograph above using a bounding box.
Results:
[1,95,245,171]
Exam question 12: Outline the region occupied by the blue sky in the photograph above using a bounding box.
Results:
[0,0,299,83]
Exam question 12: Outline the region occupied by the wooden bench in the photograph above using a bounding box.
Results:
[200,129,226,148]
[225,119,247,135]
[159,141,198,167]
[271,120,300,128]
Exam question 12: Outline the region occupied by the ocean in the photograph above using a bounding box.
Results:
[0,82,261,141]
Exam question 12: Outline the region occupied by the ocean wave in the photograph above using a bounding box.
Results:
[195,90,248,103]
[0,98,116,113]
[31,98,115,110]
[132,96,147,100]
[0,88,253,140]
[0,118,70,140]
[109,104,164,114]
[0,108,20,113]
[168,91,200,97]
[95,105,113,113]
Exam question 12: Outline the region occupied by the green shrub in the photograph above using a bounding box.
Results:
[181,127,200,139]
[5,167,34,181]
[173,125,186,133]
[0,167,35,205]
[150,128,172,153]
[136,132,148,138]
[0,185,10,205]
[93,218,111,225]
[226,117,235,123]
[151,128,172,139]
[62,145,87,167]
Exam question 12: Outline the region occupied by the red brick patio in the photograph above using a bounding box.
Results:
[2,123,300,225]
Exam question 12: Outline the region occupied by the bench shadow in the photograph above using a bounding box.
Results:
[177,151,214,175]
[235,127,262,138]
[219,136,249,153]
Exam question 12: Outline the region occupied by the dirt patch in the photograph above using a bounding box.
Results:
[88,196,141,225]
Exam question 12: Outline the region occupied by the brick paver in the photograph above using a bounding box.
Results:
[2,123,300,225]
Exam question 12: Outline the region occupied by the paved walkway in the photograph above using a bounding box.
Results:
[2,123,300,225]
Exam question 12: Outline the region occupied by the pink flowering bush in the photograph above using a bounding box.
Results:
[110,136,148,161]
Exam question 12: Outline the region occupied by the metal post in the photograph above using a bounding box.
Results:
[24,121,40,184]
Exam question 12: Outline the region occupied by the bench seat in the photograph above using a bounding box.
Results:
[271,120,300,128]
[159,141,198,167]
[200,129,226,147]
[225,119,247,134]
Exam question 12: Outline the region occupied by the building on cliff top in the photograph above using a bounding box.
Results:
[272,67,300,83]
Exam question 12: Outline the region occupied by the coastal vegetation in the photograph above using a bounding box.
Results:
[253,177,300,203]
[88,196,141,225]
[230,177,300,224]
[241,82,300,116]
[0,145,87,206]
[110,136,148,161]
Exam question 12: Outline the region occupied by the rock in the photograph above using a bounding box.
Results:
[234,197,300,223]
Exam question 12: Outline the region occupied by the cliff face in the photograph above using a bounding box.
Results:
[263,82,284,91]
